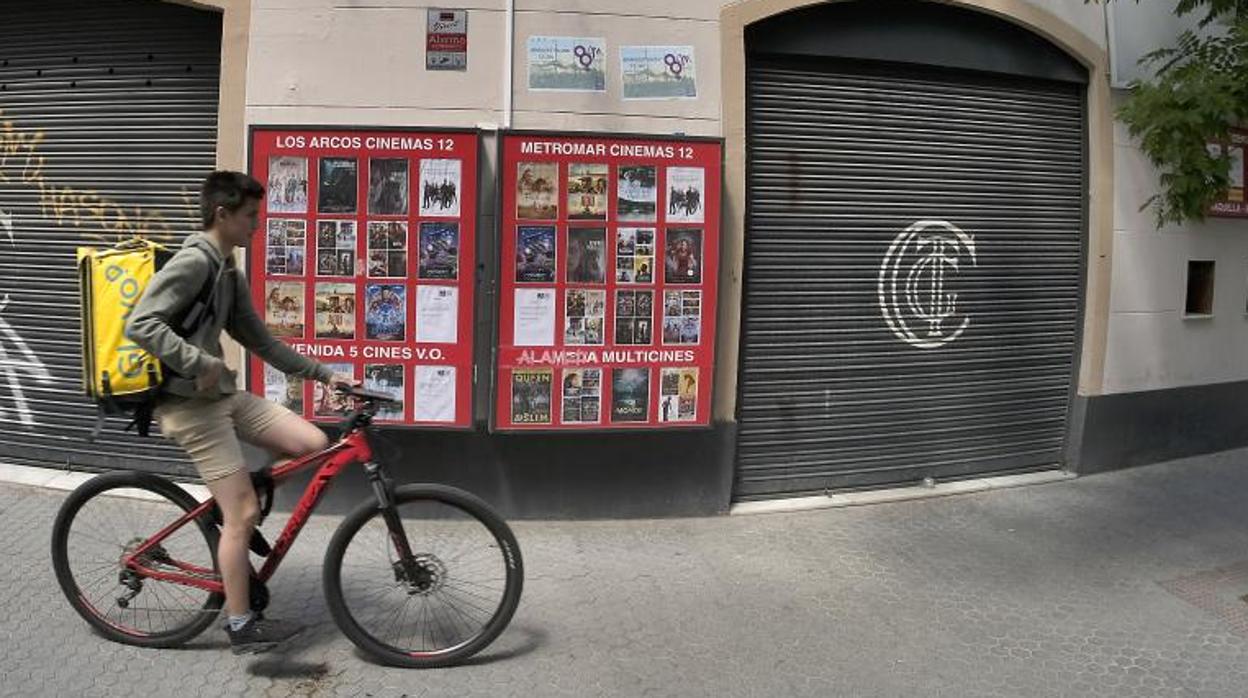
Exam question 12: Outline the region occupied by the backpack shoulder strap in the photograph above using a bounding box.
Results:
[175,247,224,337]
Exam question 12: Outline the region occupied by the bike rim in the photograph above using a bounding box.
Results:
[63,486,218,638]
[337,497,512,658]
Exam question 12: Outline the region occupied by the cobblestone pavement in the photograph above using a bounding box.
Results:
[4,450,1248,697]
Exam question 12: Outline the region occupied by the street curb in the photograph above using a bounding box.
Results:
[0,462,210,502]
[730,469,1076,515]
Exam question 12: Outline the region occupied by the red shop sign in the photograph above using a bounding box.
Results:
[248,127,478,428]
[1209,128,1247,218]
[427,34,467,52]
[493,132,722,431]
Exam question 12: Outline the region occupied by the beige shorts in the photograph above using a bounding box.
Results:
[156,392,292,482]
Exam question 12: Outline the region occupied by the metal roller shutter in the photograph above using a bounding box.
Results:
[736,57,1085,500]
[0,0,221,475]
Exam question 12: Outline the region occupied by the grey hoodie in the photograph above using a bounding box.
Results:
[126,233,332,400]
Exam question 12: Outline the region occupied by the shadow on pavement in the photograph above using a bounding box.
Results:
[247,657,330,680]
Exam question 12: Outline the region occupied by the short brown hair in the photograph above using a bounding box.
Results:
[200,171,264,230]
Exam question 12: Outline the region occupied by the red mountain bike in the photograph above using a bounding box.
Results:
[50,387,523,668]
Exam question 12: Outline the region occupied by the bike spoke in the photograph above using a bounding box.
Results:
[71,528,126,551]
[424,597,452,649]
[73,560,121,579]
[388,592,416,646]
[445,575,505,593]
[435,585,495,622]
[440,579,503,608]
[148,583,177,634]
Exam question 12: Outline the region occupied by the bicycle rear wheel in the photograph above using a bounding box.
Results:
[50,471,223,647]
[323,484,523,668]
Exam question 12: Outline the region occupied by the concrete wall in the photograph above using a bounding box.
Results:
[245,0,721,135]
[244,0,1102,136]
[1104,98,1248,393]
[247,0,505,128]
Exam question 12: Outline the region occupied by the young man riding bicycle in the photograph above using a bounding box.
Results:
[127,171,356,655]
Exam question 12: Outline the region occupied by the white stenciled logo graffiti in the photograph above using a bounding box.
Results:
[878,219,978,349]
[0,208,54,426]
[0,295,54,427]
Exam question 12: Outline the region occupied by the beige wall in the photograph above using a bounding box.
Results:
[247,0,505,128]
[237,0,1246,410]
[245,1,722,135]
[1103,95,1248,393]
[244,0,1103,137]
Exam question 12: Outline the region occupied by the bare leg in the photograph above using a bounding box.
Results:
[205,470,260,617]
[252,413,329,459]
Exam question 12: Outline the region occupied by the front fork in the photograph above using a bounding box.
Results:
[363,461,426,587]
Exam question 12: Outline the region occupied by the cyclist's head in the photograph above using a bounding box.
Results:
[200,171,264,231]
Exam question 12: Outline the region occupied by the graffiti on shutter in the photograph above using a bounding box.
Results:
[0,110,180,245]
[0,205,53,426]
[0,110,190,427]
[878,220,978,350]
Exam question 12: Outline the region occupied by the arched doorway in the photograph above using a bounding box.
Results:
[731,0,1093,499]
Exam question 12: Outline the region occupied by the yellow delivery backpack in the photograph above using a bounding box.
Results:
[78,239,217,438]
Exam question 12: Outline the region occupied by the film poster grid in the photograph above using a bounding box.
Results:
[278,362,459,424]
[259,150,466,425]
[266,362,457,424]
[509,161,707,426]
[511,366,698,425]
[258,152,464,342]
[270,362,458,424]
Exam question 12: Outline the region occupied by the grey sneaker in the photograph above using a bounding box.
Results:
[227,616,305,655]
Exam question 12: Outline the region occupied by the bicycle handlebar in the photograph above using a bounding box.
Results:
[334,383,400,405]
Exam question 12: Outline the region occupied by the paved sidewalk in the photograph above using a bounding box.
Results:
[4,450,1248,697]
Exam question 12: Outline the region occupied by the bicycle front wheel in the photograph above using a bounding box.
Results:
[323,484,523,668]
[50,471,223,647]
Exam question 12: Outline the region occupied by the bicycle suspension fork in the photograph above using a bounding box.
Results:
[363,461,423,584]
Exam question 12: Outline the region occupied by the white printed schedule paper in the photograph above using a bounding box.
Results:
[416,285,458,343]
[514,288,556,346]
[414,365,456,422]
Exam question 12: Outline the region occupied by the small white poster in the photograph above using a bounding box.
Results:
[528,36,606,92]
[263,364,288,405]
[666,167,705,223]
[419,159,462,217]
[414,365,456,422]
[415,285,459,343]
[621,46,696,100]
[514,288,556,346]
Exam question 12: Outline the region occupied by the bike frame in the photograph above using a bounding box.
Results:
[121,425,377,595]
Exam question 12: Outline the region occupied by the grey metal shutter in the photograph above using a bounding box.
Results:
[736,57,1084,500]
[0,0,221,475]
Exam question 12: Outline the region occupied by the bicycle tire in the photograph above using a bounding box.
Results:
[51,471,224,648]
[323,484,523,668]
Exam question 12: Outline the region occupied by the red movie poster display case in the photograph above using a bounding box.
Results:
[493,131,722,431]
[1209,128,1248,218]
[248,127,477,428]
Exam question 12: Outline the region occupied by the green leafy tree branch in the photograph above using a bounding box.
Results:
[1098,0,1248,225]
